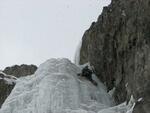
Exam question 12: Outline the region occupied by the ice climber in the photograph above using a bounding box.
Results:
[78,65,97,86]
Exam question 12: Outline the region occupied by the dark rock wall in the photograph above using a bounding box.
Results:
[3,64,37,77]
[80,0,150,112]
[0,80,15,108]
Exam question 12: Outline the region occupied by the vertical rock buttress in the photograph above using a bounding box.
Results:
[80,0,150,113]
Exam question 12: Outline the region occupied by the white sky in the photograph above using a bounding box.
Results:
[0,0,111,69]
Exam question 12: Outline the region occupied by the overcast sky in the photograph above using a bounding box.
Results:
[0,0,111,69]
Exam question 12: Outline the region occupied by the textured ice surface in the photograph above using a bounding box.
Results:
[0,58,134,113]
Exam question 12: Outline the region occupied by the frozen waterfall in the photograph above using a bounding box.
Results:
[0,58,134,113]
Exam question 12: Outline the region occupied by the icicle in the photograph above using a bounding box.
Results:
[74,40,82,65]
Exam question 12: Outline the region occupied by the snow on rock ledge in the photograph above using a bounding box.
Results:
[0,72,17,85]
[0,58,133,113]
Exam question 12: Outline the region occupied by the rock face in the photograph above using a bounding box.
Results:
[0,72,16,108]
[0,64,37,108]
[0,79,15,108]
[3,64,37,77]
[80,0,150,113]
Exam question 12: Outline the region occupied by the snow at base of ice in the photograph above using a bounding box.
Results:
[0,58,134,113]
[98,95,135,113]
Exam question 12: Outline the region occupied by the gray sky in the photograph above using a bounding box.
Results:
[0,0,111,69]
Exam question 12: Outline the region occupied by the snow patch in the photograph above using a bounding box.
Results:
[137,98,143,102]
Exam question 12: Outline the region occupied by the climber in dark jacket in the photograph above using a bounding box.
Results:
[82,66,93,81]
[78,66,97,86]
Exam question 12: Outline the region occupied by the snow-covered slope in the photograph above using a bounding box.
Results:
[0,58,134,113]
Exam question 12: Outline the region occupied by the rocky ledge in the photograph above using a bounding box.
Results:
[3,64,37,77]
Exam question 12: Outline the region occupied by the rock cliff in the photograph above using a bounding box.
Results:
[0,72,16,107]
[3,64,37,77]
[80,0,150,113]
